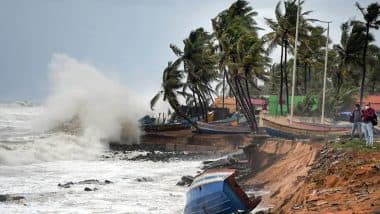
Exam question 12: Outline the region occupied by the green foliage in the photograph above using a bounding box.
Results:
[294,92,318,116]
[323,87,358,118]
[332,139,380,152]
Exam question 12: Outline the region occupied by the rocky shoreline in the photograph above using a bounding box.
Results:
[2,139,378,214]
[113,138,379,214]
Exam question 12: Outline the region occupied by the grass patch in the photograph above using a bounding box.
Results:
[331,138,380,152]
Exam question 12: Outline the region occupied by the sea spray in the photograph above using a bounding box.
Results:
[0,54,146,165]
[38,53,144,141]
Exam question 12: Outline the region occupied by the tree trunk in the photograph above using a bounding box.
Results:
[199,90,209,122]
[235,76,256,131]
[169,100,199,130]
[196,88,207,121]
[359,24,370,105]
[244,73,258,132]
[195,90,205,120]
[304,62,307,94]
[284,38,290,113]
[222,70,226,110]
[272,65,276,94]
[192,90,200,120]
[279,39,284,115]
[225,73,254,132]
[372,76,376,94]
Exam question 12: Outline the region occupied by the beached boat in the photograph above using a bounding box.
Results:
[184,169,261,214]
[290,120,351,131]
[196,121,251,134]
[263,117,351,139]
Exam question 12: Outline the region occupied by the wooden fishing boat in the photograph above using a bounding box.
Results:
[184,169,261,214]
[262,117,350,139]
[196,121,251,134]
[290,120,351,131]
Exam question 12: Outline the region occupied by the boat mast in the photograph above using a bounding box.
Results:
[321,21,331,124]
[289,0,300,125]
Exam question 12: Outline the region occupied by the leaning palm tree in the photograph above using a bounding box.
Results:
[212,0,268,132]
[150,61,199,129]
[354,2,380,105]
[170,28,218,121]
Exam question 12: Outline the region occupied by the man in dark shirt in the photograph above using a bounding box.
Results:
[350,104,362,139]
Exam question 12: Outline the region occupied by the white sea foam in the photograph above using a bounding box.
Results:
[36,53,144,142]
[0,54,147,165]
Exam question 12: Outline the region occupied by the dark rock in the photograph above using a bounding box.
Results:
[181,176,194,185]
[109,143,166,152]
[176,175,194,186]
[58,182,74,188]
[135,177,153,182]
[104,180,113,184]
[0,195,8,202]
[176,181,186,186]
[84,187,93,191]
[0,194,25,202]
[78,179,100,185]
[11,196,25,201]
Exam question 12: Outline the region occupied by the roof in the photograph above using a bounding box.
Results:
[214,97,267,106]
[250,99,267,105]
[361,95,380,111]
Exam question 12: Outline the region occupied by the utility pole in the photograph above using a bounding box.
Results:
[321,21,331,124]
[289,0,300,125]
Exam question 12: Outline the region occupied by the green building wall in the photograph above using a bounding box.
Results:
[268,95,319,116]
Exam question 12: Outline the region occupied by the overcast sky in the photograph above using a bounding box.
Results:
[0,0,379,102]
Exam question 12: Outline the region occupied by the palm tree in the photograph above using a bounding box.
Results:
[367,44,380,93]
[264,0,311,114]
[150,61,199,129]
[212,0,268,132]
[170,28,218,121]
[355,2,380,105]
[298,26,326,94]
[333,21,368,95]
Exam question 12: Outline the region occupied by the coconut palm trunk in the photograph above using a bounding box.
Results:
[284,37,290,113]
[304,62,307,94]
[359,24,370,105]
[222,70,226,110]
[169,100,199,130]
[279,39,285,115]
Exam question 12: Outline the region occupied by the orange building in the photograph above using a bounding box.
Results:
[213,97,267,113]
[213,97,237,113]
[361,95,380,111]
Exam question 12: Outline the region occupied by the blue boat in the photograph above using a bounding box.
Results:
[184,169,261,214]
[196,121,251,134]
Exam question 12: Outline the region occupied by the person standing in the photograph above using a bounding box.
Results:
[361,103,377,147]
[350,104,362,139]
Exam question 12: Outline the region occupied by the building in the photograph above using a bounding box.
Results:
[361,95,380,112]
[213,97,267,113]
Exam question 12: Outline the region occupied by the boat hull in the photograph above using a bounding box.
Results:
[196,122,251,134]
[143,123,190,132]
[263,118,350,139]
[184,169,259,214]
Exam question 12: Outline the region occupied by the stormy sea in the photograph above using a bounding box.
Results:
[0,54,202,214]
